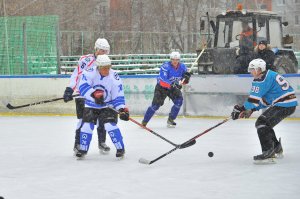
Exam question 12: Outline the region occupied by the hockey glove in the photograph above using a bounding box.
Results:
[119,108,130,121]
[63,87,74,102]
[171,83,182,90]
[182,72,191,84]
[231,105,246,120]
[92,90,105,104]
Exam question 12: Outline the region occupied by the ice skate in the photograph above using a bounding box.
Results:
[274,138,284,159]
[76,151,87,160]
[74,144,87,160]
[116,149,125,160]
[98,142,110,154]
[167,118,176,128]
[253,148,276,165]
[141,121,147,128]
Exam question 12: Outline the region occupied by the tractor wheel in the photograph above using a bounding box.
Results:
[273,55,297,74]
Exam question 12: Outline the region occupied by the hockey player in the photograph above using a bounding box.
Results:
[231,59,298,163]
[75,54,129,159]
[63,38,111,154]
[142,51,191,128]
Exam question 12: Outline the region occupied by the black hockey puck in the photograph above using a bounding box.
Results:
[0,196,4,199]
[208,152,214,157]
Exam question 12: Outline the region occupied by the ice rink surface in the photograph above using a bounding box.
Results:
[0,116,300,199]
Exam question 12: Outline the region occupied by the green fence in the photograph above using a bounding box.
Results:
[0,15,58,75]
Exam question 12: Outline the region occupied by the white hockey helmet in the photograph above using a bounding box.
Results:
[170,51,181,60]
[248,58,266,72]
[95,54,111,68]
[94,38,110,54]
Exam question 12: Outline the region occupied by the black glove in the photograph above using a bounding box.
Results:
[182,72,191,84]
[91,90,104,104]
[119,108,129,121]
[63,87,74,102]
[171,83,182,90]
[231,105,246,120]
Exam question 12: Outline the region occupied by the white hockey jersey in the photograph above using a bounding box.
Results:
[68,54,96,91]
[78,66,126,110]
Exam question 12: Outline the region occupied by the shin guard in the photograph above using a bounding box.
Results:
[105,123,125,150]
[79,123,94,152]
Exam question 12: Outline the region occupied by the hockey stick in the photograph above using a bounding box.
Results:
[180,38,211,85]
[128,117,195,149]
[139,116,231,165]
[5,94,80,109]
[108,107,196,149]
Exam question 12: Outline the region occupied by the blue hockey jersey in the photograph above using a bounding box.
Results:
[244,70,298,110]
[157,61,187,89]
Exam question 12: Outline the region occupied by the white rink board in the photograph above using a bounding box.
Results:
[0,74,299,117]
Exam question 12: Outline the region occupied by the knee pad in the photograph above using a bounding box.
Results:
[174,97,183,107]
[104,122,118,132]
[81,122,95,133]
[76,119,83,130]
[255,115,269,129]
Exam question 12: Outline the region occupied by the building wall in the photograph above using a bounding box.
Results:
[272,0,300,50]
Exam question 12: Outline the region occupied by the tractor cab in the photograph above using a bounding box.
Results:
[198,10,298,74]
[215,11,283,50]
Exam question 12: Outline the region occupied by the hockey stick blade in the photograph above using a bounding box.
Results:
[6,103,16,109]
[138,158,151,165]
[179,139,196,149]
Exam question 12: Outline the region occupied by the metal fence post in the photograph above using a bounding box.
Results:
[23,21,28,75]
[56,22,61,74]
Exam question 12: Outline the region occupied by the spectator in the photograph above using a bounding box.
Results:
[254,40,275,71]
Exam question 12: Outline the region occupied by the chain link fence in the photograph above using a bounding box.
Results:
[59,30,207,56]
[0,15,59,75]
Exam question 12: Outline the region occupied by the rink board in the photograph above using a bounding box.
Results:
[0,74,299,117]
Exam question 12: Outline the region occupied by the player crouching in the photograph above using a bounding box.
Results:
[231,59,297,164]
[75,54,129,160]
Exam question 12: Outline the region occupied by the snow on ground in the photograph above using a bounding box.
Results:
[0,116,300,199]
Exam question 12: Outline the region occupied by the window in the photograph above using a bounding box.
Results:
[277,0,286,5]
[269,19,282,48]
[296,16,299,25]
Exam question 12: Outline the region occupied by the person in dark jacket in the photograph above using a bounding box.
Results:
[254,40,275,71]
